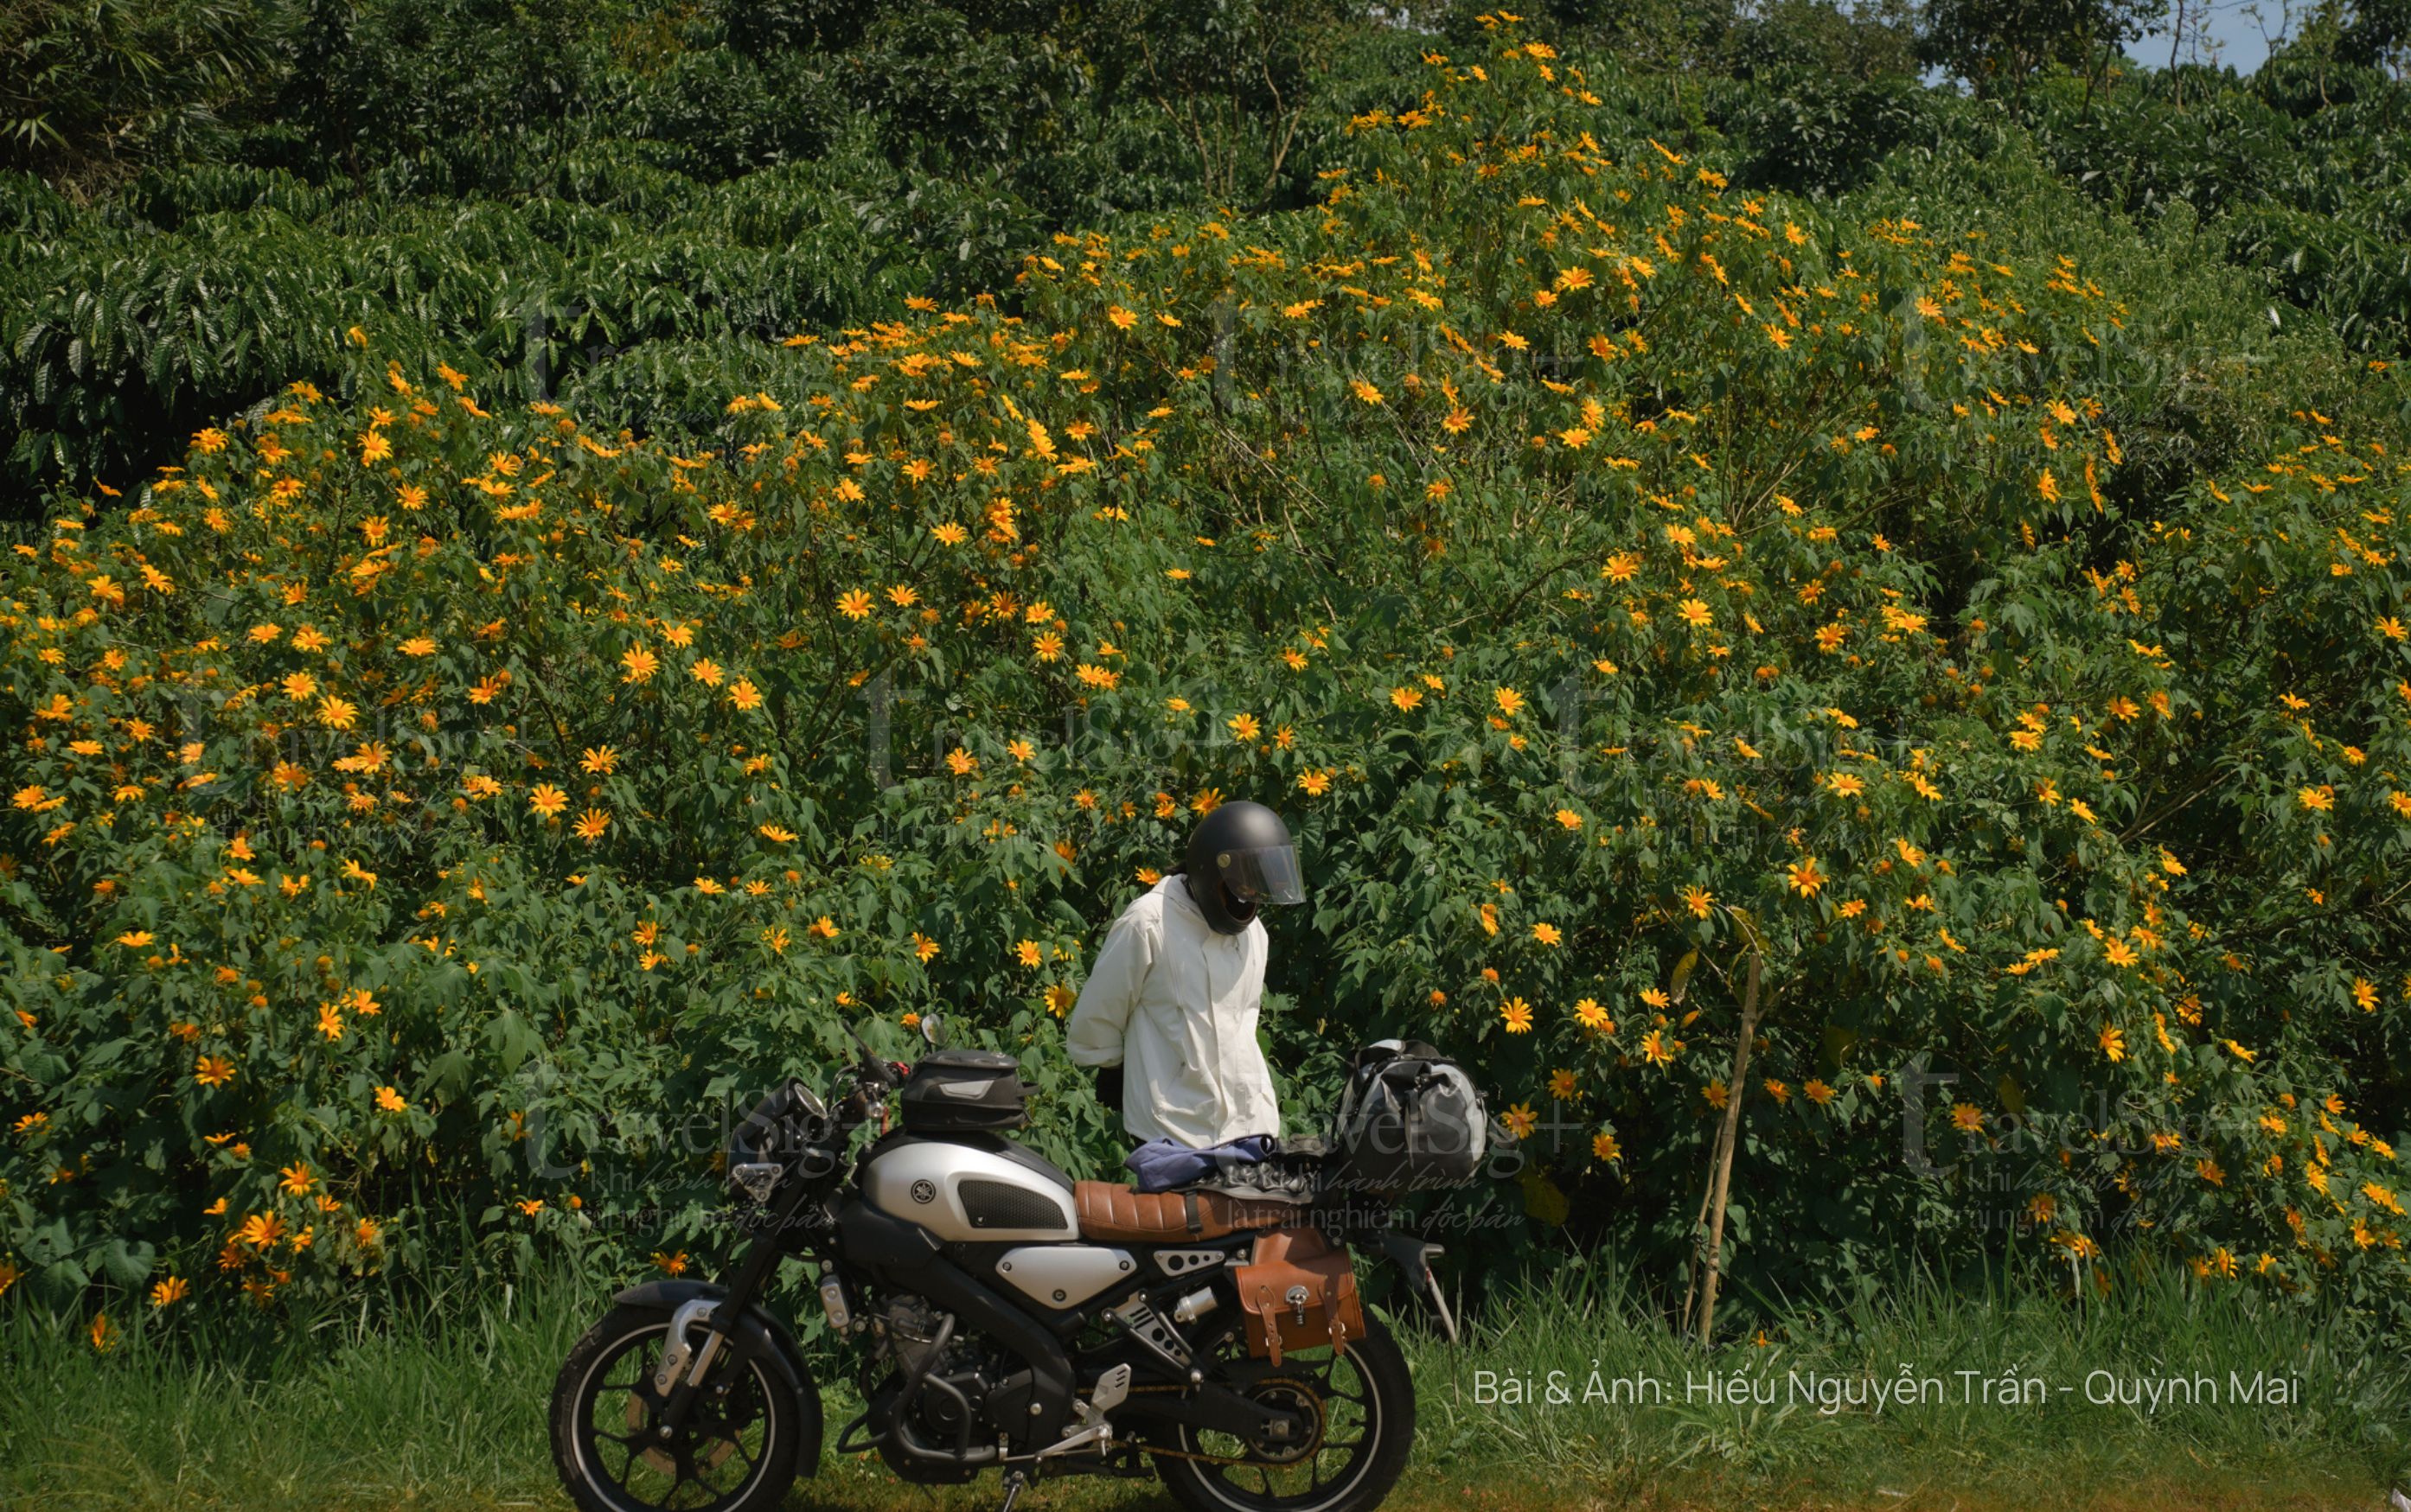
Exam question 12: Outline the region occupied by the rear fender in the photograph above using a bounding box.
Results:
[612,1279,824,1475]
[1375,1230,1459,1344]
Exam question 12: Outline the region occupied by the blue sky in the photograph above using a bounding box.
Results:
[2123,0,2288,72]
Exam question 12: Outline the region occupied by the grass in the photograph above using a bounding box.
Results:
[2,1257,2404,1512]
[1410,1258,2408,1509]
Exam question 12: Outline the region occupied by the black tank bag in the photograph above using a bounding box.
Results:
[899,1048,1031,1133]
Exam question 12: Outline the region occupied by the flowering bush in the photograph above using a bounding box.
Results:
[3,23,2405,1332]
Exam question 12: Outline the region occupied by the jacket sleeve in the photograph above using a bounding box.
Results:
[1065,901,1154,1069]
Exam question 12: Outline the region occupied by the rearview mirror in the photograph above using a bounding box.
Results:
[920,1011,945,1048]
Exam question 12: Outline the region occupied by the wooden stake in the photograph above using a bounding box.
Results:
[1694,945,1762,1346]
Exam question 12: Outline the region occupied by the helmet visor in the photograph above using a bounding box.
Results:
[1218,843,1305,906]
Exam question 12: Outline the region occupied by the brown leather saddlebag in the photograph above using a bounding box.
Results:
[1232,1227,1364,1367]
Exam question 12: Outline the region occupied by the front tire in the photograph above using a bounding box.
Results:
[549,1303,803,1512]
[1157,1314,1416,1512]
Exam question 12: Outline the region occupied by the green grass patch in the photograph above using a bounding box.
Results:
[3,1259,2401,1511]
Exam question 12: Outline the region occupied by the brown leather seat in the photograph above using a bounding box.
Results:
[1073,1180,1300,1243]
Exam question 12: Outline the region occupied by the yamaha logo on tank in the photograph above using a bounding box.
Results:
[910,1178,937,1204]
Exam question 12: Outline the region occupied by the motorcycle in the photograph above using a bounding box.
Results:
[548,1016,1474,1512]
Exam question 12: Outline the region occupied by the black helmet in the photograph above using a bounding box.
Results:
[1183,800,1304,935]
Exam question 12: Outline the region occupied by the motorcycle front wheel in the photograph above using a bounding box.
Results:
[548,1303,803,1512]
[1155,1313,1417,1512]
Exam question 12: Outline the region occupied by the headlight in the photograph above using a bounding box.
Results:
[728,1078,826,1176]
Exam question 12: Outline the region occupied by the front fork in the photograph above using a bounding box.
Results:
[652,1183,814,1436]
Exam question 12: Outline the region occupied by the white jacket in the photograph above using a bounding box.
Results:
[1065,874,1281,1148]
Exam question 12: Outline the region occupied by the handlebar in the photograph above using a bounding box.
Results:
[846,1025,906,1088]
[823,1025,911,1132]
[727,1029,922,1216]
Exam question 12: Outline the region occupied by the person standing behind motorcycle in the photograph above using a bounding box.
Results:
[1065,800,1305,1149]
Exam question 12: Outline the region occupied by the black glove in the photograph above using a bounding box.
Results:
[1095,1066,1125,1115]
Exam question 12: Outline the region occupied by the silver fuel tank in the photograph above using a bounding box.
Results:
[861,1139,1079,1243]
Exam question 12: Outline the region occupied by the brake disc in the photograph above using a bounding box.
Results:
[629,1366,742,1476]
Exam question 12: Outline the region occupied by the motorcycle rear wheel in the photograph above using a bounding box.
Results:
[1156,1314,1416,1512]
[549,1303,803,1512]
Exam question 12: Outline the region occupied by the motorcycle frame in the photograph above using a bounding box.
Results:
[633,1047,1460,1487]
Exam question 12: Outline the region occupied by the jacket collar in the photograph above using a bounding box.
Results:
[1160,872,1252,941]
[1157,872,1200,922]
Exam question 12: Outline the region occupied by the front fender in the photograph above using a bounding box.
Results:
[612,1279,824,1475]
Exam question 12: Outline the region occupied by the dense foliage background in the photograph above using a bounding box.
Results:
[3,0,2409,1344]
[8,0,2411,525]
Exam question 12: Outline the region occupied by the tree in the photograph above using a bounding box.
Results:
[1088,0,1354,204]
[0,0,284,187]
[1918,0,2159,101]
[2334,0,2411,65]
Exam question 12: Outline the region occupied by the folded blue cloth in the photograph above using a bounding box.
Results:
[1124,1134,1277,1193]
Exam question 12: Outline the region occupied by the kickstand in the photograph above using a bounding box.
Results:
[997,1468,1030,1512]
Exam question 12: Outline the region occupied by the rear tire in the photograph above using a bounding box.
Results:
[1157,1314,1415,1512]
[549,1303,803,1512]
